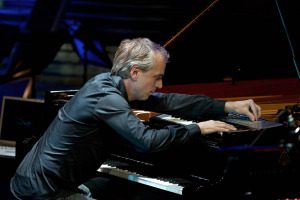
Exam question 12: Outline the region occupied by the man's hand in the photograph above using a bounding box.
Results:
[197,120,237,135]
[225,99,261,121]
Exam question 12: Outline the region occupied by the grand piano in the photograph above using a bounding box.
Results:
[41,90,300,199]
[95,110,300,199]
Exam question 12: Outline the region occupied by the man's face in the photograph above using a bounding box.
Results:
[132,52,166,101]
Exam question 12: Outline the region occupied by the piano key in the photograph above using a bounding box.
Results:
[150,114,195,125]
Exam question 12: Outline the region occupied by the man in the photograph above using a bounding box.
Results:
[10,37,261,199]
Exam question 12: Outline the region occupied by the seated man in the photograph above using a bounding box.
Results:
[10,37,261,200]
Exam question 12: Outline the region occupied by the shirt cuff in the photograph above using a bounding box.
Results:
[185,123,201,136]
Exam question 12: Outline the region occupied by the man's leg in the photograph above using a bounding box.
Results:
[53,188,95,200]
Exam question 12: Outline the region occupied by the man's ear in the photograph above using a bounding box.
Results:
[130,65,139,81]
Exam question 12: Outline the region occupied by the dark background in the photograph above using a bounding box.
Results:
[0,0,299,86]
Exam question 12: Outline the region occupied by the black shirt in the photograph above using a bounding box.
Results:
[10,72,226,199]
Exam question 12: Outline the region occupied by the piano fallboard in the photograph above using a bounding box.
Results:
[97,153,219,197]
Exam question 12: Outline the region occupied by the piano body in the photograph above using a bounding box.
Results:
[96,110,300,199]
[43,90,300,199]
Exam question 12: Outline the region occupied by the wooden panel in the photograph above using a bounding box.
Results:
[219,94,300,121]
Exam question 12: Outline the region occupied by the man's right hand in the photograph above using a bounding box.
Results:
[197,120,237,135]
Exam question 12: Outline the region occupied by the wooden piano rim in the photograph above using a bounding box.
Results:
[134,94,300,122]
[219,94,300,121]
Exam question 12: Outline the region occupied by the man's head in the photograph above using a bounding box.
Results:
[111,38,169,101]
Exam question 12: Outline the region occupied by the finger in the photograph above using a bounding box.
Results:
[249,105,257,121]
[248,100,260,121]
[216,121,237,131]
[256,104,262,118]
[252,104,262,121]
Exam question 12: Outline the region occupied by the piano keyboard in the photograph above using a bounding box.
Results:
[151,113,283,131]
[150,113,251,132]
[98,159,185,195]
[0,140,16,158]
[221,113,283,130]
[150,114,196,126]
[97,153,214,196]
[153,114,195,125]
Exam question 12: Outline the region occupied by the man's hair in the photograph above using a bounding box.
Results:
[111,38,169,78]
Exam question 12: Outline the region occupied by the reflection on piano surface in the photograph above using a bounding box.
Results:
[98,155,187,195]
[97,150,222,198]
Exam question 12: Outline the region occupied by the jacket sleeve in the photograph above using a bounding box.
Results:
[95,93,201,153]
[130,92,226,121]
